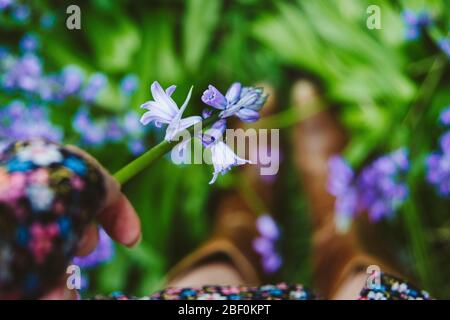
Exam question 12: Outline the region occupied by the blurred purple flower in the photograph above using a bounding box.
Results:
[426,109,450,196]
[401,9,431,41]
[128,139,145,156]
[73,228,114,268]
[80,73,107,102]
[328,156,354,196]
[2,53,43,92]
[262,253,282,274]
[120,74,139,96]
[440,131,450,154]
[106,119,125,142]
[122,111,144,136]
[438,38,450,59]
[11,4,30,22]
[253,236,274,255]
[0,100,63,146]
[440,106,450,126]
[256,214,280,240]
[61,65,84,96]
[252,214,282,274]
[328,149,409,229]
[426,152,450,196]
[358,149,409,222]
[19,33,39,52]
[0,46,9,59]
[72,108,107,147]
[0,0,13,10]
[328,156,359,230]
[40,12,56,29]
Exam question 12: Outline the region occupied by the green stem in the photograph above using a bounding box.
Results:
[114,139,174,184]
[113,115,219,185]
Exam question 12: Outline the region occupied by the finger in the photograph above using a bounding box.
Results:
[98,194,141,247]
[75,223,99,257]
[65,145,122,211]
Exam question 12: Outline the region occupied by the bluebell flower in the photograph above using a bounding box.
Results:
[0,46,9,59]
[440,106,450,126]
[438,38,450,59]
[122,111,144,136]
[426,152,450,196]
[252,214,282,274]
[128,139,145,156]
[401,9,431,41]
[262,253,282,274]
[328,149,409,229]
[209,140,251,184]
[80,73,107,102]
[73,228,114,268]
[106,119,125,142]
[327,156,359,231]
[40,12,56,29]
[2,53,43,92]
[11,4,30,22]
[256,214,280,240]
[357,149,409,222]
[427,131,450,197]
[0,0,13,10]
[81,122,107,147]
[0,101,63,147]
[72,108,107,147]
[328,156,355,196]
[201,83,267,122]
[140,81,202,141]
[61,65,84,96]
[19,33,39,52]
[120,74,139,96]
[440,131,450,154]
[201,119,227,147]
[202,108,213,119]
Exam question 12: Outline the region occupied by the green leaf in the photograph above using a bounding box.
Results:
[183,0,222,72]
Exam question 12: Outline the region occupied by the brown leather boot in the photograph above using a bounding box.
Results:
[166,192,262,287]
[290,79,397,299]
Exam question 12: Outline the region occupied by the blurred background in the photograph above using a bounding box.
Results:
[0,0,449,298]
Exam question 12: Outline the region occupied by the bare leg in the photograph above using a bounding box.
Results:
[167,261,244,288]
[332,272,367,300]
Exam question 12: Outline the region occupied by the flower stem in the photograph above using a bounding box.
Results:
[113,115,219,185]
[114,139,175,185]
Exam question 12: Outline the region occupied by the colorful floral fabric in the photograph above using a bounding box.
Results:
[359,273,431,300]
[92,274,433,300]
[92,283,314,300]
[0,139,105,299]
